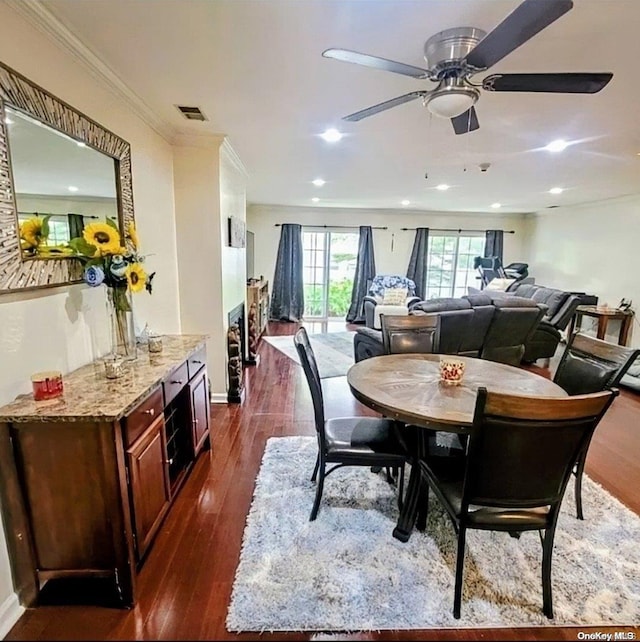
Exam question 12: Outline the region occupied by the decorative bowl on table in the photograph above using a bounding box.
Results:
[439,357,466,386]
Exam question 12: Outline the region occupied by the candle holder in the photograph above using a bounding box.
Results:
[439,357,466,386]
[148,334,163,353]
[31,371,64,400]
[104,356,125,380]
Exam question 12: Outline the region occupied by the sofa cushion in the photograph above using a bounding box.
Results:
[530,287,569,319]
[412,297,471,313]
[512,283,537,298]
[464,293,493,307]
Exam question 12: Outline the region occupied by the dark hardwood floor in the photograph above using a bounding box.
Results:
[6,322,640,641]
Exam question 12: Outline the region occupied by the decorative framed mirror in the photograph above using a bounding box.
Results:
[0,61,134,293]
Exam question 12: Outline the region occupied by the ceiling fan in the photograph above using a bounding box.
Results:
[322,0,612,134]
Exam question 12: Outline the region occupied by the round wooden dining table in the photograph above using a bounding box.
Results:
[347,353,567,541]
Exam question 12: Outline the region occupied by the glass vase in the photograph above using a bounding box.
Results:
[106,286,137,361]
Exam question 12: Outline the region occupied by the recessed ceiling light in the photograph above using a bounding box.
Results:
[436,184,450,191]
[4,117,13,125]
[312,178,325,187]
[76,142,86,148]
[545,139,569,153]
[68,186,79,192]
[491,202,502,209]
[311,197,320,203]
[320,128,343,143]
[549,187,564,195]
[401,200,410,206]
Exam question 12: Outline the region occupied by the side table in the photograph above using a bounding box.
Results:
[567,305,634,346]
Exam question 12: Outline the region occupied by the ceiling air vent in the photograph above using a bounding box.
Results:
[176,105,208,121]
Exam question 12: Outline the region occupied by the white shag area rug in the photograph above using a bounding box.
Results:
[227,436,640,632]
[262,331,355,378]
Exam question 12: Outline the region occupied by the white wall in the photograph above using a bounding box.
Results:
[523,194,639,347]
[248,204,528,293]
[174,136,247,399]
[0,3,181,631]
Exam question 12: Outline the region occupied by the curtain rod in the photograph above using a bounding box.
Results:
[275,223,388,230]
[18,212,116,220]
[400,227,515,234]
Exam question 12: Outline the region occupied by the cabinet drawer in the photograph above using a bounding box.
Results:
[162,361,188,406]
[187,346,207,380]
[124,386,163,447]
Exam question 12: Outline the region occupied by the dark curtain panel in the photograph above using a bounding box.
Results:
[67,213,85,240]
[484,229,504,262]
[406,227,429,300]
[269,224,304,322]
[346,226,376,323]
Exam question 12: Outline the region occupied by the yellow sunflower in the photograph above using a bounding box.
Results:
[125,263,147,293]
[83,222,121,256]
[127,222,139,250]
[20,217,45,248]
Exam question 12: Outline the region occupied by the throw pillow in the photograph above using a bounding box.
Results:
[382,287,408,305]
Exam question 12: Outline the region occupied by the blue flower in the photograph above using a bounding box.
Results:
[84,265,105,287]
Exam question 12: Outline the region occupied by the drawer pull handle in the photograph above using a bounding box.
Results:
[143,408,155,416]
[164,458,174,465]
[170,380,183,385]
[192,359,202,364]
[193,419,199,425]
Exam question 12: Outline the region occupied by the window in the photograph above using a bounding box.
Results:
[302,230,358,319]
[425,233,485,299]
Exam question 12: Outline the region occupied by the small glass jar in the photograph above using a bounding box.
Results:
[439,357,466,386]
[148,334,163,353]
[31,371,64,400]
[104,356,125,380]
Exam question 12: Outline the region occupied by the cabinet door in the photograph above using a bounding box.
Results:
[189,370,210,456]
[127,416,171,560]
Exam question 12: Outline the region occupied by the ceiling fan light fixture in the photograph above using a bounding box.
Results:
[424,82,479,119]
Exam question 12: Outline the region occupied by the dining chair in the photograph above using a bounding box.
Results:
[380,313,441,355]
[553,332,639,519]
[293,327,406,521]
[419,386,617,619]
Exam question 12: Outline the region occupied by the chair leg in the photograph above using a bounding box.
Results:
[311,453,319,482]
[397,464,405,512]
[574,453,586,520]
[541,525,556,619]
[453,526,467,619]
[416,479,429,532]
[309,458,326,521]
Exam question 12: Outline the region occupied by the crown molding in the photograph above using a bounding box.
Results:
[221,138,249,179]
[172,132,227,149]
[6,0,175,143]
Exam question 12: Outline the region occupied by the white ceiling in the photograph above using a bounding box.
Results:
[40,0,640,214]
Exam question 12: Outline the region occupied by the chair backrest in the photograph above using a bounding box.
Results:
[553,332,640,395]
[380,314,440,355]
[462,388,617,512]
[369,275,417,298]
[293,328,325,437]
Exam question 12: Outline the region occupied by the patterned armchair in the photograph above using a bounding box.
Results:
[363,275,421,329]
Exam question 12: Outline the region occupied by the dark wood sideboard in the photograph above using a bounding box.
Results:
[0,335,210,608]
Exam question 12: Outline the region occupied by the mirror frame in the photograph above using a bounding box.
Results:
[0,61,135,294]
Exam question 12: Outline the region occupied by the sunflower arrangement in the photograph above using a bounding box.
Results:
[19,215,74,258]
[68,218,155,311]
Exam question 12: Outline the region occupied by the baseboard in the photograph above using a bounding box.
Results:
[0,592,24,639]
[210,392,229,404]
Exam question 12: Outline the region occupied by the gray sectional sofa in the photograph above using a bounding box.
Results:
[353,293,546,366]
[470,283,582,362]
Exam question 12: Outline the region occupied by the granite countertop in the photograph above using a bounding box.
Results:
[0,334,208,423]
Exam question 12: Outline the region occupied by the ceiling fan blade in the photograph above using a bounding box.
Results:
[465,0,574,70]
[343,91,427,122]
[483,72,613,93]
[451,107,479,135]
[322,48,431,79]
